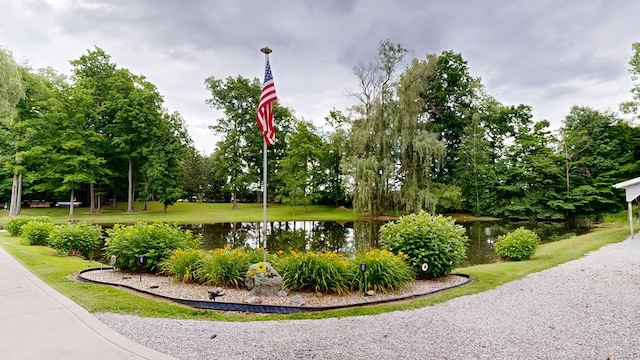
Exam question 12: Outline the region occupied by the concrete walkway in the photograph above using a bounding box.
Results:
[0,245,177,360]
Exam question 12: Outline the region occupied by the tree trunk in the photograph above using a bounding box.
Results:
[127,158,134,213]
[9,172,22,217]
[89,181,96,214]
[68,187,75,217]
[232,189,238,210]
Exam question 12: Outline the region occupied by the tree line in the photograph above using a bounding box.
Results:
[2,42,640,222]
[194,40,640,224]
[0,46,190,215]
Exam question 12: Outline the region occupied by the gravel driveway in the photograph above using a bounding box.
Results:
[96,236,640,360]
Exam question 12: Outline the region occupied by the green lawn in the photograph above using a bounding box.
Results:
[0,202,362,226]
[0,223,631,321]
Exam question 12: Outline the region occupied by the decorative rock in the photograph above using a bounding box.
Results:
[277,290,288,297]
[366,290,376,296]
[245,296,262,304]
[245,262,283,297]
[290,295,305,307]
[208,287,225,301]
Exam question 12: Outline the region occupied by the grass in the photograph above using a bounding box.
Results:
[0,223,632,321]
[0,202,362,226]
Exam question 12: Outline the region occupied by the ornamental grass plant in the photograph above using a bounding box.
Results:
[351,249,415,293]
[160,248,204,283]
[196,247,258,288]
[277,251,352,294]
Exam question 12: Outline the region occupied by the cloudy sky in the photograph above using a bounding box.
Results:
[1,0,638,155]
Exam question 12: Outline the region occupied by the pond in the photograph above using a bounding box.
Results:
[182,220,588,267]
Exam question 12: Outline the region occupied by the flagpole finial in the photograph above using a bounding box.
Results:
[260,46,272,55]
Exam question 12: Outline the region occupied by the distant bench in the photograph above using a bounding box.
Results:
[29,202,50,208]
[55,201,82,207]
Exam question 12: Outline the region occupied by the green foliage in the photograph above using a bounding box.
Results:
[494,227,540,261]
[204,74,294,208]
[277,120,326,211]
[160,248,204,283]
[0,47,26,118]
[350,249,415,293]
[381,211,468,279]
[104,221,201,272]
[278,251,351,294]
[20,221,56,246]
[196,247,256,288]
[5,216,52,236]
[49,223,102,259]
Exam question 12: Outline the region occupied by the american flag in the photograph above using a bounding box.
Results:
[256,58,278,145]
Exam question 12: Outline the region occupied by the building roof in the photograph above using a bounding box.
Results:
[614,176,640,202]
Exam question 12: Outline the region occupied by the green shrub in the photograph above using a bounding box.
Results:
[160,248,204,283]
[494,227,540,261]
[104,221,201,273]
[278,251,351,294]
[49,223,103,259]
[6,216,52,236]
[196,247,254,288]
[20,220,56,246]
[350,249,415,293]
[381,211,468,279]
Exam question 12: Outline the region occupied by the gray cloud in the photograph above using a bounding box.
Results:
[1,0,638,154]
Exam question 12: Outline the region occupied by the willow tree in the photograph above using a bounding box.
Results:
[621,42,640,122]
[344,40,407,217]
[0,47,26,216]
[395,57,446,214]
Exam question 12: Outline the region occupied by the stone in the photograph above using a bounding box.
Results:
[277,290,288,297]
[290,295,305,307]
[366,290,376,296]
[245,296,262,304]
[208,287,225,300]
[245,262,283,297]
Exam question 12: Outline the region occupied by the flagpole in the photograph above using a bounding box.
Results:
[260,46,272,263]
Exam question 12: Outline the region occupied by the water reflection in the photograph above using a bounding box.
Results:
[185,220,586,267]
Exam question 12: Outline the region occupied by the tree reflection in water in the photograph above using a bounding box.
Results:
[183,220,587,266]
